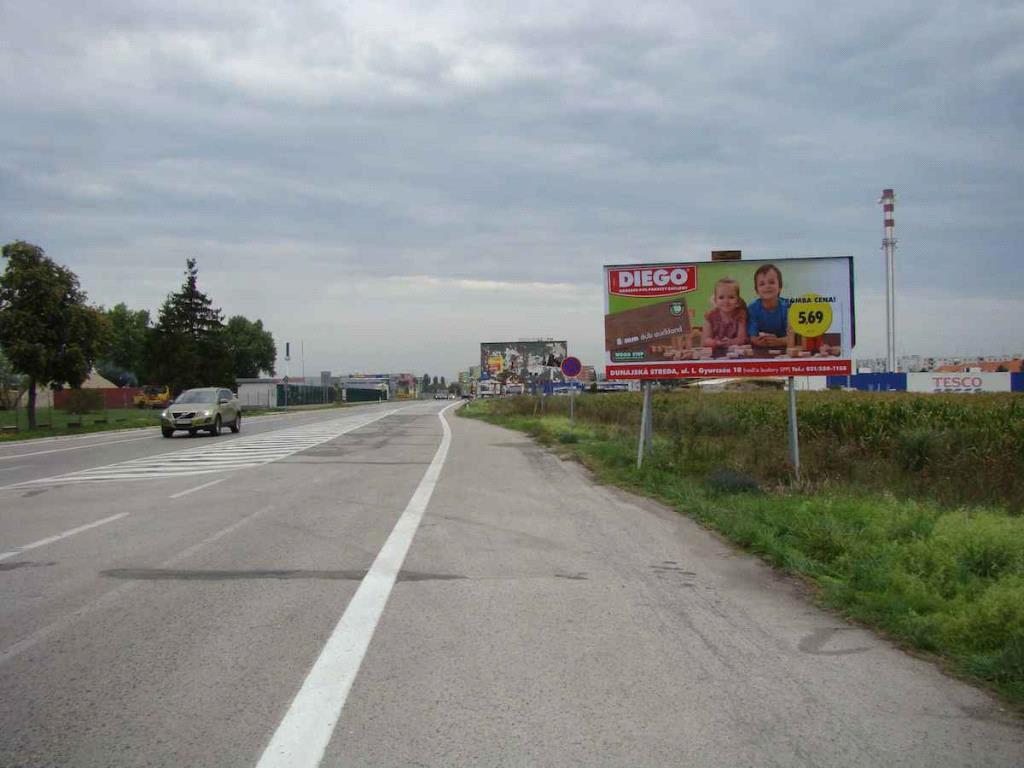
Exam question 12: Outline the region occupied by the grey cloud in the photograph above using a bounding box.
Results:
[2,1,1022,374]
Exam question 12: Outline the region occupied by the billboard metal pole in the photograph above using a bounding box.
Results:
[787,377,800,480]
[645,384,654,455]
[636,382,652,469]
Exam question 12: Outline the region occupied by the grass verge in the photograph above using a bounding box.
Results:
[0,408,162,441]
[460,399,1024,709]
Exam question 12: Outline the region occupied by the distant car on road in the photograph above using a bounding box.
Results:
[161,388,241,438]
[134,384,171,409]
[433,392,449,400]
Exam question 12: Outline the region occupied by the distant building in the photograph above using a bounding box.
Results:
[856,354,1024,374]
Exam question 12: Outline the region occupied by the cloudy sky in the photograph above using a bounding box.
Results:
[2,1,1022,378]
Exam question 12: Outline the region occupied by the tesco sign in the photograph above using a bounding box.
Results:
[608,265,697,298]
[906,372,1011,393]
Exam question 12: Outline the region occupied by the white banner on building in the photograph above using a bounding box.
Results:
[906,372,1012,393]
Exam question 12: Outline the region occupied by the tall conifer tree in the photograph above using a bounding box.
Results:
[147,259,233,393]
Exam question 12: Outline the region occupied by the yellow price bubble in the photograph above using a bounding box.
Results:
[788,294,832,338]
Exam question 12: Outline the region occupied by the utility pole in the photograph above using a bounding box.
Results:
[284,341,290,407]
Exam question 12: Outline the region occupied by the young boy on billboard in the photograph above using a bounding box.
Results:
[746,264,792,350]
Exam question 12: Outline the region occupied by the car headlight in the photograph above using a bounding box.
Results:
[200,409,212,417]
[161,410,169,418]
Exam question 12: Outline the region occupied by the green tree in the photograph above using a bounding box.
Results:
[0,241,107,428]
[146,258,233,394]
[97,303,151,386]
[421,373,431,394]
[225,315,276,379]
[440,376,447,390]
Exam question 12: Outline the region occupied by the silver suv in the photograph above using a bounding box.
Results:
[161,387,241,438]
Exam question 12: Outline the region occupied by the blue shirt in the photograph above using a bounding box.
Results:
[747,297,790,338]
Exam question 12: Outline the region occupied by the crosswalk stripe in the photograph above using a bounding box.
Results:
[6,410,398,488]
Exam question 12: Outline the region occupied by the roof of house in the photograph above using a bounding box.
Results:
[933,359,1023,373]
[80,369,117,388]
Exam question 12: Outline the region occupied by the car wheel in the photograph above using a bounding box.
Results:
[210,415,221,436]
[161,427,174,438]
[230,413,241,433]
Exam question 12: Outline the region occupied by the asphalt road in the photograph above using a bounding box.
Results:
[1,401,1021,767]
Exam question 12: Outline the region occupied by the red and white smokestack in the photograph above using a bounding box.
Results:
[881,187,895,230]
[878,188,897,372]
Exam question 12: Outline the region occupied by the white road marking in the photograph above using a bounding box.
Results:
[255,402,460,768]
[0,434,157,461]
[0,505,274,666]
[0,465,26,472]
[0,513,129,562]
[169,478,226,499]
[1,410,400,489]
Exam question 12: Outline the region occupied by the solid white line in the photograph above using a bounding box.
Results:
[0,465,26,472]
[0,434,157,461]
[169,478,226,499]
[255,402,460,768]
[0,512,130,562]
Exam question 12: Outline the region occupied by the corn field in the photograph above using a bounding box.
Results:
[485,391,1024,511]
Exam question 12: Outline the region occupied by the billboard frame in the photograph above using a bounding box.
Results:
[604,256,855,380]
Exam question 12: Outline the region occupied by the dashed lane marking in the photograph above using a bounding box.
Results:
[0,513,129,562]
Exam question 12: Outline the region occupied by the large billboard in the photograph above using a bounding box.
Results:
[604,257,854,379]
[480,340,568,383]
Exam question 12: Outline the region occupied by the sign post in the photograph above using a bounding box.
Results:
[787,377,800,480]
[636,382,653,468]
[560,356,583,425]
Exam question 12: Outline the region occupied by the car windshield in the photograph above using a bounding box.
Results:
[175,390,216,404]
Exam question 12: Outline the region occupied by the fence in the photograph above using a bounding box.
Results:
[52,387,143,409]
[276,383,337,407]
[827,372,1024,393]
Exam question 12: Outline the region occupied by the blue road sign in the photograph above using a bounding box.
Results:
[560,356,582,378]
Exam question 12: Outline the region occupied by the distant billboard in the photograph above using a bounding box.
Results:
[604,257,854,379]
[480,340,568,384]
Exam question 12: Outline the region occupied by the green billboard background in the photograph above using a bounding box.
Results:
[607,258,853,321]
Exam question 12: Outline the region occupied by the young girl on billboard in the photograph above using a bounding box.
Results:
[747,263,793,349]
[701,277,748,354]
